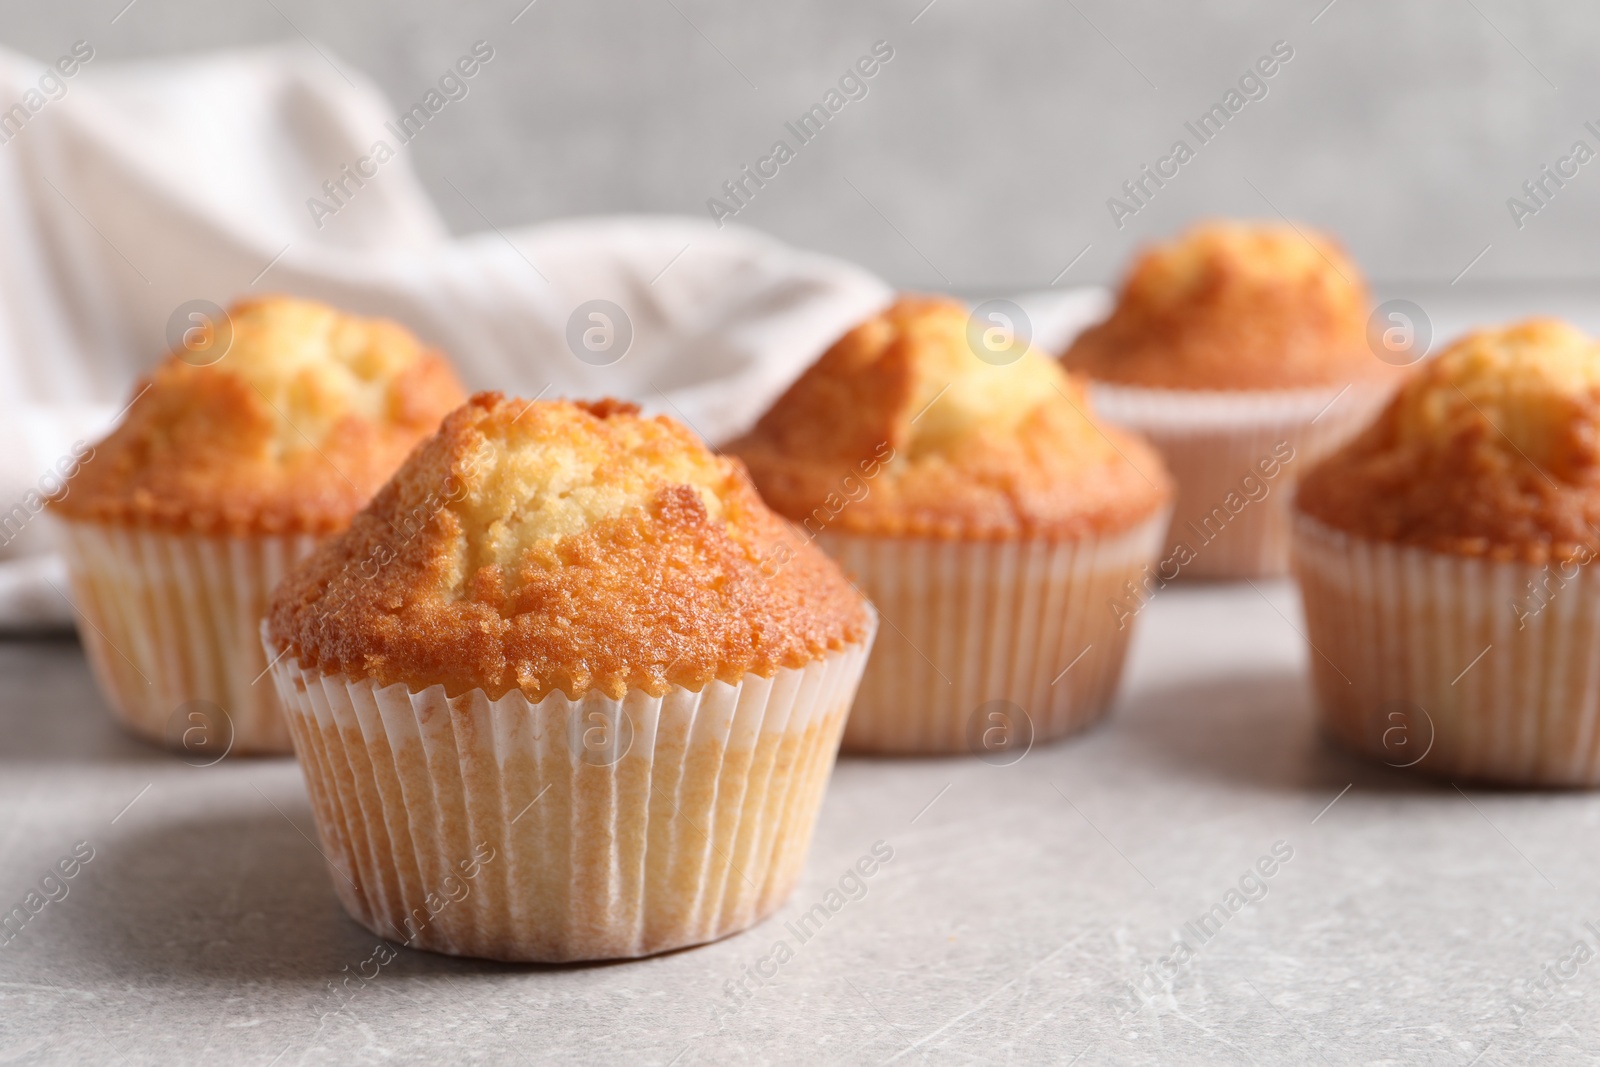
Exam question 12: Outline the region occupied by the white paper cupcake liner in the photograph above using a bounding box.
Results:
[1293,514,1600,786]
[817,512,1166,754]
[1090,381,1394,579]
[56,521,317,755]
[263,618,875,963]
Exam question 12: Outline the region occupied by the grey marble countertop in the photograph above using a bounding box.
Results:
[1,578,1595,1066]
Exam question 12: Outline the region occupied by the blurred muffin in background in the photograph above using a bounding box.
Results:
[730,295,1172,755]
[1063,220,1406,577]
[1294,319,1600,785]
[51,295,465,755]
[265,394,875,961]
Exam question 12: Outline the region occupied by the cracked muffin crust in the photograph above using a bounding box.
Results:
[1061,220,1385,391]
[52,295,466,536]
[727,295,1172,540]
[1296,318,1600,563]
[266,393,870,701]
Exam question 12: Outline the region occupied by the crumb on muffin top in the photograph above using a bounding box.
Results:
[266,393,871,701]
[726,295,1172,539]
[1296,318,1600,562]
[1062,220,1384,390]
[51,296,466,536]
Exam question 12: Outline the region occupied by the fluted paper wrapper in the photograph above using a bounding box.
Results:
[57,521,317,754]
[818,513,1166,754]
[1294,514,1600,786]
[1091,382,1392,579]
[264,623,875,962]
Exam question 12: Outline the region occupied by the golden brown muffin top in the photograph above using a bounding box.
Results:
[266,394,871,701]
[1296,319,1600,563]
[51,296,466,537]
[1062,220,1386,390]
[726,295,1172,540]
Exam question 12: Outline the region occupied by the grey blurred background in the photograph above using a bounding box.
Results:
[2,0,1595,290]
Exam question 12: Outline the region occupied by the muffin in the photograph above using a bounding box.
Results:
[1063,220,1404,578]
[1293,319,1600,785]
[50,296,465,755]
[263,394,875,962]
[728,296,1172,755]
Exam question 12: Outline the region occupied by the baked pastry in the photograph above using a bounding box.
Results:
[1293,319,1600,784]
[728,295,1171,754]
[263,394,875,961]
[50,296,465,755]
[1063,220,1404,577]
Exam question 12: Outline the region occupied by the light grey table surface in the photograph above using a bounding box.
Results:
[1,577,1595,1066]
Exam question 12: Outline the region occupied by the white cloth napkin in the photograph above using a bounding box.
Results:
[0,41,905,630]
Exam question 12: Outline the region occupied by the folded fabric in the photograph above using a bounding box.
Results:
[0,41,903,629]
